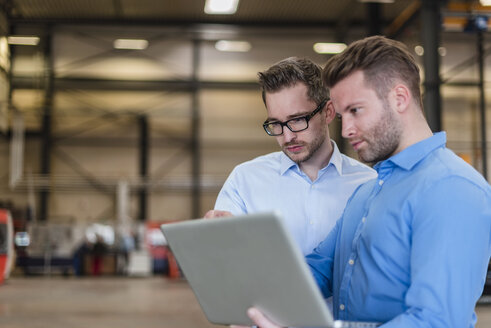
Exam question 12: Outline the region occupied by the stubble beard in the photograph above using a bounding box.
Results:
[282,128,327,165]
[357,103,402,164]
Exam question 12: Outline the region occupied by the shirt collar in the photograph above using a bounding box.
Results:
[280,151,299,175]
[374,132,447,172]
[279,140,343,176]
[327,140,344,176]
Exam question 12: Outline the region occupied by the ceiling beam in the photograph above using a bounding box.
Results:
[385,0,422,39]
[12,76,260,91]
[7,17,365,30]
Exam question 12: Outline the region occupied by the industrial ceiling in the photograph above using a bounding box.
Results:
[2,1,490,41]
[4,0,415,27]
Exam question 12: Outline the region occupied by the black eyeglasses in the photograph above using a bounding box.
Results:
[262,99,328,136]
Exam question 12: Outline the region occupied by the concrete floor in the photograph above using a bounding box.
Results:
[0,276,490,328]
[0,276,221,328]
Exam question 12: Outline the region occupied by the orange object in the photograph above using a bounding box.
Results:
[167,250,180,279]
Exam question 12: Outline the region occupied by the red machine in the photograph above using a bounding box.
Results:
[0,209,14,284]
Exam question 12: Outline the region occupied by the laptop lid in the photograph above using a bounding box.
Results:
[160,211,335,327]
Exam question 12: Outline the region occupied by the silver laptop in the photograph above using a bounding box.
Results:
[160,211,380,328]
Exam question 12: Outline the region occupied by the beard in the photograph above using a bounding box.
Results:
[357,103,402,164]
[282,127,327,164]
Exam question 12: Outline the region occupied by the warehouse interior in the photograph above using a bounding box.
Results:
[0,0,490,327]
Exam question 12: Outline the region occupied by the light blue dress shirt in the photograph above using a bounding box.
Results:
[307,132,491,327]
[215,141,376,255]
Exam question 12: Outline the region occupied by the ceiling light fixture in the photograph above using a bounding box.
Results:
[7,36,40,46]
[215,40,251,52]
[113,39,148,50]
[480,0,491,6]
[205,0,239,14]
[313,43,347,54]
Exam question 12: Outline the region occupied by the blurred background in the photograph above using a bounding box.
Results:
[0,0,490,327]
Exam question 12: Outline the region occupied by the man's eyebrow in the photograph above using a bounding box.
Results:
[265,111,311,122]
[285,111,310,119]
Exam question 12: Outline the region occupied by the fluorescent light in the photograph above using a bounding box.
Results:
[113,39,148,50]
[205,0,239,14]
[215,40,251,52]
[313,43,347,54]
[7,36,40,46]
[480,0,491,6]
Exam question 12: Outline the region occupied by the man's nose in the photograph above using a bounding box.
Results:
[282,126,297,142]
[341,118,355,139]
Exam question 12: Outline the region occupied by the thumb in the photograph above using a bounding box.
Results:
[247,308,282,328]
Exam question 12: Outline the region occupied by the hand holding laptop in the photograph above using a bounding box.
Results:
[203,209,233,219]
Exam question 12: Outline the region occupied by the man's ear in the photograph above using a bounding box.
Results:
[325,99,336,124]
[392,84,411,113]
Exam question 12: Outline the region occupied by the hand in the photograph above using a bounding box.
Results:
[203,210,233,219]
[230,308,283,328]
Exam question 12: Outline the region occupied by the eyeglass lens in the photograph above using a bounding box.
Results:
[265,118,308,135]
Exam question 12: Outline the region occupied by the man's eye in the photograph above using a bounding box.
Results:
[290,117,305,124]
[350,107,360,114]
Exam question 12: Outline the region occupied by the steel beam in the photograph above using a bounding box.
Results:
[477,31,488,180]
[335,0,358,42]
[12,76,259,91]
[191,39,201,219]
[39,26,54,221]
[386,0,421,39]
[8,18,347,30]
[367,3,382,36]
[138,115,149,221]
[421,0,442,132]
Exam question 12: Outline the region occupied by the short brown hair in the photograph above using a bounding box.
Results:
[323,35,422,108]
[258,57,328,106]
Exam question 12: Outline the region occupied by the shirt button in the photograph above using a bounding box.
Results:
[340,304,345,311]
[309,220,313,225]
[362,217,366,223]
[348,259,354,265]
[378,180,384,186]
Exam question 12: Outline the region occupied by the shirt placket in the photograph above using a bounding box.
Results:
[337,164,393,320]
[293,167,318,253]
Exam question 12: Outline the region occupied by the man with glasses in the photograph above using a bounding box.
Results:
[205,57,375,256]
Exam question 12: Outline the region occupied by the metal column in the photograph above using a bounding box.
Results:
[6,23,15,139]
[367,3,382,36]
[138,114,149,221]
[477,31,488,180]
[40,26,54,221]
[191,39,201,219]
[421,0,442,132]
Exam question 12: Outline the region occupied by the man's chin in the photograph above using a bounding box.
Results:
[358,150,390,165]
[283,151,306,164]
[357,152,374,164]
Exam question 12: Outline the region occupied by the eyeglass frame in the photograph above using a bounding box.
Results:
[262,98,328,136]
